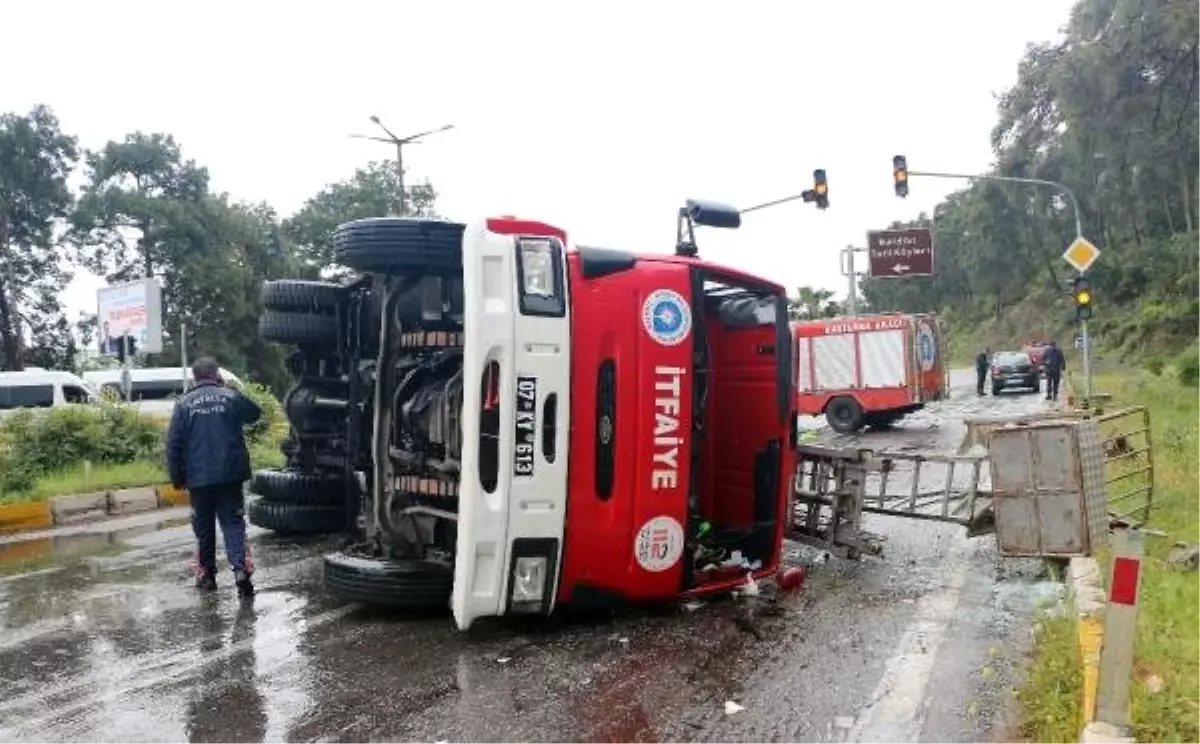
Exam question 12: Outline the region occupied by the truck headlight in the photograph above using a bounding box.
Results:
[515,237,565,317]
[510,556,548,608]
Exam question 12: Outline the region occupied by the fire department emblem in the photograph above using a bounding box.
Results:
[916,321,937,372]
[634,515,684,572]
[642,289,691,347]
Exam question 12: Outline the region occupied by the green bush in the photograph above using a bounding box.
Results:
[0,403,164,497]
[0,381,286,499]
[1176,343,1199,388]
[238,381,286,446]
[1144,356,1165,377]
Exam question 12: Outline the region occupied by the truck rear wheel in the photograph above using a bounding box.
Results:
[332,218,465,275]
[259,310,339,348]
[247,500,345,535]
[260,280,346,314]
[323,553,453,610]
[250,468,347,507]
[825,396,864,434]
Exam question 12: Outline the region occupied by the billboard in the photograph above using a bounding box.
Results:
[97,278,163,355]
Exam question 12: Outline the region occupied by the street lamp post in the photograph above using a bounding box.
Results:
[350,117,454,216]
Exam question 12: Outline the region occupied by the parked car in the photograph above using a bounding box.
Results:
[1021,340,1052,376]
[990,351,1040,395]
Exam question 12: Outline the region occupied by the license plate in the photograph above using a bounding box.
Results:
[513,376,537,477]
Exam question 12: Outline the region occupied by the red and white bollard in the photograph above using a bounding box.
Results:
[1084,528,1144,743]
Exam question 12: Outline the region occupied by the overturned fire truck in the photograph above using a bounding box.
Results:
[255,201,797,629]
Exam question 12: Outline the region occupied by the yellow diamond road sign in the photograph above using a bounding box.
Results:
[1063,237,1101,273]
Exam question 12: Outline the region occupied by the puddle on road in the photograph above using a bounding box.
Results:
[0,516,191,577]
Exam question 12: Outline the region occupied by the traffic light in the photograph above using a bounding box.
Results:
[1072,274,1093,321]
[893,155,909,198]
[812,169,829,210]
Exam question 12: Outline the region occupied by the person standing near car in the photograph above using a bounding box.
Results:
[975,348,991,396]
[167,357,263,597]
[1043,341,1066,401]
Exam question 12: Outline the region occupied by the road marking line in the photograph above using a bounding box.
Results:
[846,538,971,743]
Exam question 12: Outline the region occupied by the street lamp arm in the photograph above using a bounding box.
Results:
[907,169,1084,240]
[400,124,456,144]
[370,116,403,143]
[350,134,397,144]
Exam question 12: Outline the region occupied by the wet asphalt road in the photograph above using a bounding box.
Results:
[0,370,1064,743]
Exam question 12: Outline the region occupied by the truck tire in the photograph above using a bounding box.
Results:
[324,552,453,610]
[825,396,864,434]
[259,310,338,347]
[247,500,345,535]
[250,468,347,507]
[332,218,465,275]
[261,280,345,314]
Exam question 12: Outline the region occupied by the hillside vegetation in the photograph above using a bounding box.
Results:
[860,0,1198,365]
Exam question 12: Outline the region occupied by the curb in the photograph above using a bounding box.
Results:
[0,485,189,535]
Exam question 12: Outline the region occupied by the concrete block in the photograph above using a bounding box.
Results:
[1070,556,1107,617]
[108,487,160,516]
[49,492,109,526]
[1081,720,1134,743]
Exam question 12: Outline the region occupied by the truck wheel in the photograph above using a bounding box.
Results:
[250,468,348,507]
[825,396,864,434]
[332,218,465,275]
[324,552,453,610]
[261,280,346,314]
[259,310,339,347]
[247,500,345,535]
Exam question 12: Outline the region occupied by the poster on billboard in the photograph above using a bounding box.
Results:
[96,278,163,356]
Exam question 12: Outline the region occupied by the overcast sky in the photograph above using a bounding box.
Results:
[2,0,1074,321]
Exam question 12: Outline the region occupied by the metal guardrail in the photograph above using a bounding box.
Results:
[1096,406,1154,527]
[790,444,996,554]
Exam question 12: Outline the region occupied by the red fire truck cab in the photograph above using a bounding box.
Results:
[791,313,948,434]
[323,202,795,630]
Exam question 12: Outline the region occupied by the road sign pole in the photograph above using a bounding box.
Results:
[1081,317,1093,401]
[843,246,859,317]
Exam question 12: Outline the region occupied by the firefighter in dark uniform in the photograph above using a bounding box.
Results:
[975,348,990,396]
[1043,340,1066,401]
[167,357,262,597]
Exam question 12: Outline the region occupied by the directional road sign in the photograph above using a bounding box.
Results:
[1063,236,1101,273]
[866,228,935,278]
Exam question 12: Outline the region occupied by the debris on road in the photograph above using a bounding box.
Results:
[777,565,807,592]
[724,700,745,716]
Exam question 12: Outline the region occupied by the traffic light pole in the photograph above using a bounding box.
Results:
[905,168,1092,401]
[839,246,866,317]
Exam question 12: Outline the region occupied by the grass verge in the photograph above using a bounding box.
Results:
[0,442,286,506]
[1018,610,1083,742]
[1018,369,1199,742]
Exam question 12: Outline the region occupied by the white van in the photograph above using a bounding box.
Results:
[82,366,245,417]
[0,369,102,413]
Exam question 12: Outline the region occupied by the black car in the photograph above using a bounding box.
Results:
[990,351,1040,395]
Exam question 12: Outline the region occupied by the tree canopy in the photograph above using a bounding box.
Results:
[0,114,437,390]
[860,0,1198,358]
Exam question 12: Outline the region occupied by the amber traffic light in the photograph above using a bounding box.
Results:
[813,169,828,210]
[1072,274,1093,321]
[893,155,909,198]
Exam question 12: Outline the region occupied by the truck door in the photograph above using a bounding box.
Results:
[453,217,573,630]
